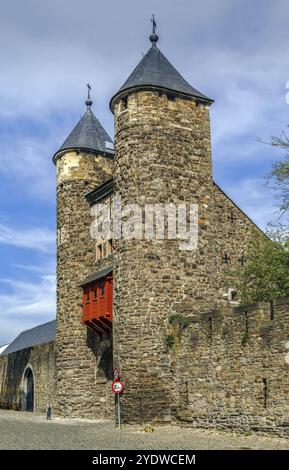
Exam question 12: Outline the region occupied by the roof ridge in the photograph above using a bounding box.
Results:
[17,318,56,335]
[2,320,56,356]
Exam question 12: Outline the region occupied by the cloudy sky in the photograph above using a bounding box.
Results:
[0,0,288,344]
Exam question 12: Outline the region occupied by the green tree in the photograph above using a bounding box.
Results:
[237,128,289,304]
[236,227,289,304]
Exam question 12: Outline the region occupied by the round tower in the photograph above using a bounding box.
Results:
[110,30,217,423]
[53,93,114,418]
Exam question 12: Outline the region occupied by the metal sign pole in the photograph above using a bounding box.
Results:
[117,393,121,430]
[112,370,123,430]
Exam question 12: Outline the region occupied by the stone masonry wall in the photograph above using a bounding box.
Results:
[213,184,262,304]
[0,342,56,413]
[112,90,218,423]
[56,150,113,418]
[172,297,289,436]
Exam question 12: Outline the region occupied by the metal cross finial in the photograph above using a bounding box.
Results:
[151,14,156,34]
[87,83,91,100]
[86,83,93,109]
[150,14,159,45]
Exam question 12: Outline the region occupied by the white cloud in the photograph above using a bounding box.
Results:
[0,274,56,345]
[12,262,55,273]
[0,0,288,195]
[0,223,55,253]
[220,177,282,229]
[0,134,57,199]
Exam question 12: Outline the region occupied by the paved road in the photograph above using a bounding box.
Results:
[0,410,288,450]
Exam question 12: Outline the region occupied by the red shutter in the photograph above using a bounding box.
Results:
[82,273,113,333]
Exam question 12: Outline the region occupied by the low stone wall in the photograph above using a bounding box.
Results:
[0,341,56,413]
[172,297,289,436]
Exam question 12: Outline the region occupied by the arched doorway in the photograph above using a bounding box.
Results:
[23,368,34,412]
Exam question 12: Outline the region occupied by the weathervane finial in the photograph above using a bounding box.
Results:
[150,14,159,46]
[85,83,93,109]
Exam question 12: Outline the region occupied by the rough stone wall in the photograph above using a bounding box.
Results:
[172,297,289,436]
[213,184,262,303]
[56,150,113,418]
[0,342,56,413]
[112,91,218,423]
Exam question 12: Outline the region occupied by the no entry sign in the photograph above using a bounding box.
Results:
[112,380,124,395]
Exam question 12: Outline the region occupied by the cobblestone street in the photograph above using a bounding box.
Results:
[0,410,289,450]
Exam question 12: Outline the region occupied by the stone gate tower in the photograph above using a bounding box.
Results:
[110,31,218,423]
[53,94,114,418]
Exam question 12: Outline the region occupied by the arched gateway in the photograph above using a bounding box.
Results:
[22,367,34,412]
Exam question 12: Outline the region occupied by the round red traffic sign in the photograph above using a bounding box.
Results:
[112,380,124,394]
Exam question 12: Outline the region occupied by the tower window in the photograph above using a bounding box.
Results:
[92,286,97,300]
[103,242,108,258]
[167,94,176,102]
[231,291,238,302]
[227,288,239,304]
[122,96,128,109]
[96,240,113,261]
[263,378,268,409]
[100,282,105,297]
[85,291,90,304]
[108,239,114,254]
[96,243,103,261]
[208,317,213,343]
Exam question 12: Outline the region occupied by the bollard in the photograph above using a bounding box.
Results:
[46,405,52,420]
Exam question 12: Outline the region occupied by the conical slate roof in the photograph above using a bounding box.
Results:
[110,42,213,111]
[53,107,114,163]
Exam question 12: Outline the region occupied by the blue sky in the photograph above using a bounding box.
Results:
[0,0,288,344]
